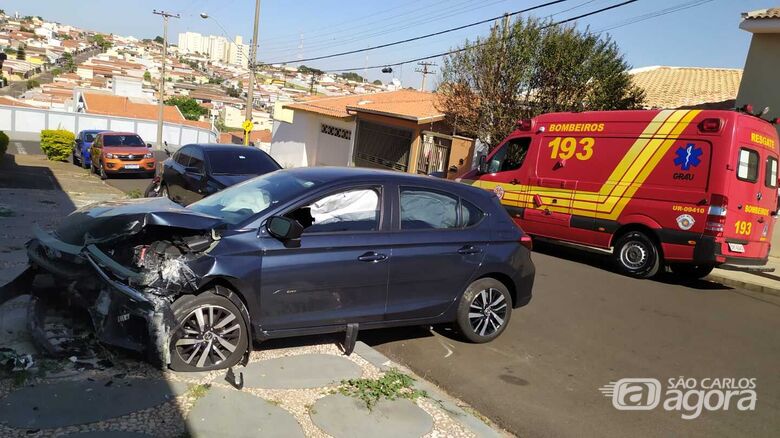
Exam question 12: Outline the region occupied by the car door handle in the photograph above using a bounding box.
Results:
[457,245,482,255]
[358,252,388,262]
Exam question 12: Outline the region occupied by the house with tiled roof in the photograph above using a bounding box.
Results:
[270,89,475,178]
[77,91,210,129]
[737,7,780,136]
[629,66,742,110]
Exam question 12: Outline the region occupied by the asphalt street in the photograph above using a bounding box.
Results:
[364,243,780,437]
[9,143,779,437]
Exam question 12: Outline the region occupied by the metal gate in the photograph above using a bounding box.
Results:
[417,134,452,175]
[353,120,412,171]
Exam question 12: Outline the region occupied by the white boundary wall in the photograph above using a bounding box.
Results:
[0,104,217,148]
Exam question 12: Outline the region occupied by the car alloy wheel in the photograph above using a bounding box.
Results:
[174,304,241,369]
[169,291,248,372]
[468,287,508,337]
[455,278,512,343]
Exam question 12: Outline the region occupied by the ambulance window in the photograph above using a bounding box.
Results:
[488,138,531,173]
[737,148,759,183]
[766,157,778,188]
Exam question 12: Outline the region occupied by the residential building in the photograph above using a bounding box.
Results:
[228,36,249,69]
[177,32,204,55]
[629,66,743,109]
[178,31,248,67]
[737,8,780,136]
[270,89,475,178]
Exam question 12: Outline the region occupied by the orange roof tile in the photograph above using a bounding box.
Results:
[630,66,742,109]
[0,96,37,108]
[83,92,184,123]
[285,89,444,122]
[743,8,780,19]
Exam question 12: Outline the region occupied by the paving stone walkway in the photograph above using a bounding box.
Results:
[0,343,499,437]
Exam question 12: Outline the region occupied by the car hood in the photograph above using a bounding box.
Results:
[53,197,224,246]
[102,146,152,155]
[211,174,255,188]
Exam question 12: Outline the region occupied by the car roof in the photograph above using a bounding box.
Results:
[184,143,269,153]
[281,167,495,200]
[100,132,140,136]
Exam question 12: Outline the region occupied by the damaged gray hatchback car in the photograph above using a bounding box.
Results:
[1,167,535,372]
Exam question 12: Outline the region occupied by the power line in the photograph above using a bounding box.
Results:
[261,0,510,55]
[594,0,716,33]
[264,0,569,65]
[322,0,638,73]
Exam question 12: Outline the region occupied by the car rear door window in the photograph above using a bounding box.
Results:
[286,187,381,233]
[765,157,778,188]
[461,199,484,228]
[207,150,280,174]
[400,187,458,230]
[189,148,205,172]
[176,147,192,166]
[737,148,760,183]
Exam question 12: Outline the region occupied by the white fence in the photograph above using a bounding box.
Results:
[0,104,217,147]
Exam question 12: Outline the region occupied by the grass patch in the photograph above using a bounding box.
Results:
[188,383,211,400]
[337,368,427,410]
[126,189,143,199]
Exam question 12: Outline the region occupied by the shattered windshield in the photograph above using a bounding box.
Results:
[188,171,322,225]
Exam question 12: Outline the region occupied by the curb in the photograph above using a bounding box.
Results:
[354,341,508,438]
[706,272,780,298]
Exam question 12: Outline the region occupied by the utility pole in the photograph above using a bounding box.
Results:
[416,61,436,92]
[244,0,261,145]
[153,10,179,150]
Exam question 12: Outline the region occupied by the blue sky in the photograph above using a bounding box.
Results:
[2,0,776,88]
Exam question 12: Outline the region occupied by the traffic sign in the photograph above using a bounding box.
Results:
[242,120,253,132]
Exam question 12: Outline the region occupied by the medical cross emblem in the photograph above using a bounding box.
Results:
[674,143,702,171]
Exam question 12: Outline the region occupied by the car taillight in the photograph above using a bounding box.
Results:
[520,234,533,250]
[704,194,728,237]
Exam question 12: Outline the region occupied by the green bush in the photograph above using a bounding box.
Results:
[0,131,9,159]
[40,129,75,161]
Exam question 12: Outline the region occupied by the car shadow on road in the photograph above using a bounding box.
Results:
[531,240,733,292]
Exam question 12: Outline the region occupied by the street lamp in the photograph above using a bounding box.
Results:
[201,1,260,146]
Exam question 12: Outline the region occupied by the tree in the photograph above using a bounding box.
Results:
[26,79,40,90]
[339,72,364,82]
[62,52,75,72]
[90,34,112,51]
[16,46,26,60]
[51,67,62,76]
[164,96,208,121]
[372,79,382,86]
[438,17,644,149]
[154,36,164,45]
[143,71,152,82]
[208,76,224,85]
[299,65,324,76]
[226,86,241,98]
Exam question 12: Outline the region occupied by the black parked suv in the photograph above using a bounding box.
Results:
[160,144,281,205]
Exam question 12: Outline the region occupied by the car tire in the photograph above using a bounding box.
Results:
[455,278,512,343]
[613,231,661,278]
[160,184,170,199]
[670,263,715,280]
[81,156,89,170]
[99,164,108,180]
[72,151,79,166]
[168,291,249,372]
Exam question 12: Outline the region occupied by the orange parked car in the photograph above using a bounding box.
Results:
[90,132,156,179]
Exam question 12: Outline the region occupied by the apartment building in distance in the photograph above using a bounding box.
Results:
[177,32,249,68]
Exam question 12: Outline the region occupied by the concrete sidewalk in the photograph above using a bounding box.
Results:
[707,256,780,297]
[0,153,503,437]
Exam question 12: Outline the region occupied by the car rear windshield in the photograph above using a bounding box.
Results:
[103,135,145,147]
[207,149,280,175]
[188,171,324,225]
[84,133,97,142]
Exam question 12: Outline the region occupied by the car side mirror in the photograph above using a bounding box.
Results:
[146,143,152,148]
[266,216,303,241]
[75,139,82,145]
[478,154,488,174]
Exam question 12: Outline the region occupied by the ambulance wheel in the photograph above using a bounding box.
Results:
[613,231,661,278]
[168,291,249,372]
[670,263,715,280]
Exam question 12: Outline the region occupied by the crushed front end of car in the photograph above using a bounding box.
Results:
[1,198,225,367]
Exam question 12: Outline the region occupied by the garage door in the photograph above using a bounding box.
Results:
[353,120,412,171]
